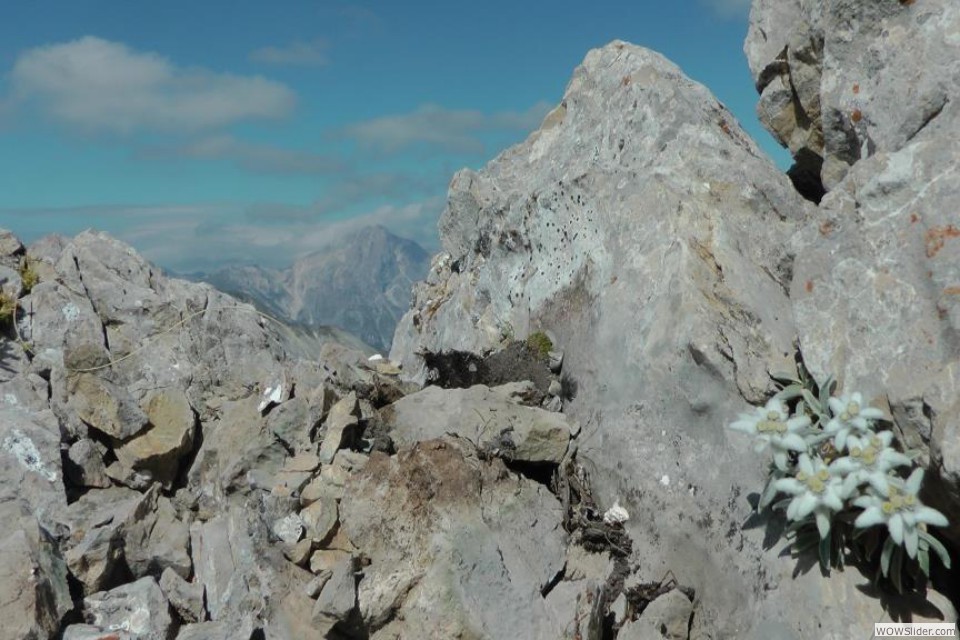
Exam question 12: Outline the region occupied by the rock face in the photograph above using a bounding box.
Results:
[391,38,960,638]
[747,0,960,549]
[745,0,960,194]
[201,224,431,353]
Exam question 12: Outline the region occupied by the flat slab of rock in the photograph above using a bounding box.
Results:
[115,388,196,488]
[83,577,173,640]
[340,438,567,638]
[383,384,574,464]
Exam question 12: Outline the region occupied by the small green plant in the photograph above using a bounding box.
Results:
[19,258,39,294]
[525,331,553,358]
[0,291,16,329]
[729,364,951,592]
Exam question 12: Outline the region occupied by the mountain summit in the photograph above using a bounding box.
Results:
[202,225,430,352]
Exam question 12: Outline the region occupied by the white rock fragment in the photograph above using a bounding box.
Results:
[367,354,384,361]
[603,501,630,526]
[660,474,671,487]
[258,384,283,413]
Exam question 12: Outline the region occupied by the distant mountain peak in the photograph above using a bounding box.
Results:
[199,225,430,352]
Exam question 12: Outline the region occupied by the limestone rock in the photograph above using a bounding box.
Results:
[745,0,960,191]
[0,406,66,530]
[386,39,918,638]
[384,384,574,464]
[312,553,357,633]
[318,391,359,464]
[300,496,338,544]
[115,388,196,488]
[0,517,72,639]
[68,373,149,440]
[65,439,112,489]
[159,567,205,624]
[62,487,154,594]
[176,621,256,640]
[340,439,566,638]
[82,577,173,640]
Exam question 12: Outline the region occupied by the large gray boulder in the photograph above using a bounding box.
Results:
[388,40,919,637]
[745,0,960,192]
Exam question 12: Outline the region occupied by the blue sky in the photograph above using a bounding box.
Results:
[0,0,787,272]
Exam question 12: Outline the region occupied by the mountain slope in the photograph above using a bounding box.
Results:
[201,225,430,352]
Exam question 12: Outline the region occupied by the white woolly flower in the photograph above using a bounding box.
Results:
[853,468,949,558]
[829,430,912,497]
[729,397,811,471]
[823,391,885,452]
[773,454,848,539]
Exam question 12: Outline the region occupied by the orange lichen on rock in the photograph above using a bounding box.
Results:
[805,280,814,293]
[819,220,836,236]
[910,212,920,224]
[851,109,863,123]
[925,225,960,258]
[943,286,960,296]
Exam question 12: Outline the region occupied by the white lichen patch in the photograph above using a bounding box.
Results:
[3,428,58,483]
[61,302,81,322]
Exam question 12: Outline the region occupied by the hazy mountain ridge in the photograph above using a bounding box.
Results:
[199,225,430,353]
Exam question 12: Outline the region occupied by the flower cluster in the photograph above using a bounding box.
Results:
[728,372,950,581]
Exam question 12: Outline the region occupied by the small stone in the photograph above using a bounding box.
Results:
[115,388,196,488]
[312,554,357,630]
[548,379,563,397]
[309,549,351,576]
[284,538,315,566]
[159,567,205,623]
[301,496,339,544]
[66,439,112,488]
[273,513,304,546]
[548,350,564,373]
[318,392,359,464]
[542,396,562,412]
[304,570,333,598]
[611,592,628,625]
[619,589,693,640]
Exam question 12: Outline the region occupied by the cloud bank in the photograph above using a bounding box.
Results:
[11,36,296,134]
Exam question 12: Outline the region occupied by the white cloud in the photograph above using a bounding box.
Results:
[337,101,554,154]
[249,38,329,66]
[140,135,344,175]
[10,36,296,134]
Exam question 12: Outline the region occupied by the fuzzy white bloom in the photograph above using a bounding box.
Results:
[774,454,849,539]
[603,501,630,526]
[829,430,912,496]
[729,397,811,471]
[823,391,885,452]
[853,468,949,558]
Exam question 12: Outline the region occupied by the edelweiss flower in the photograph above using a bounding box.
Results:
[729,397,811,471]
[823,391,885,452]
[853,468,949,558]
[774,454,848,539]
[829,430,912,496]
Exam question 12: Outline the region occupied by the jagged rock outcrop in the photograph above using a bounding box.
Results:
[200,225,430,353]
[1,227,616,639]
[745,0,959,194]
[747,0,960,550]
[391,39,958,637]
